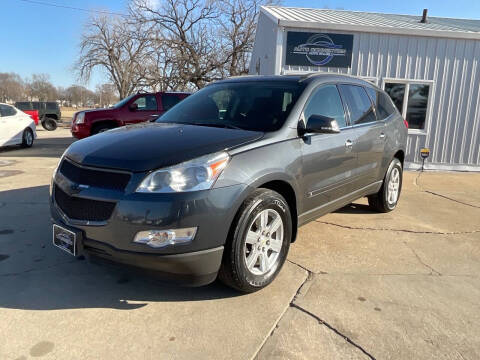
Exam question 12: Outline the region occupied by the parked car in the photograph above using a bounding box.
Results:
[70,91,191,139]
[15,101,60,131]
[22,110,40,126]
[0,103,36,148]
[50,74,407,292]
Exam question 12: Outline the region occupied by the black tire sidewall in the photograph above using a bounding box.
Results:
[382,159,403,211]
[22,128,33,147]
[231,190,292,291]
[42,118,57,131]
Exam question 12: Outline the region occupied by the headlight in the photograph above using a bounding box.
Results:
[75,112,85,124]
[136,152,229,193]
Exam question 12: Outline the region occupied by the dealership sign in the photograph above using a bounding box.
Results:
[285,32,353,68]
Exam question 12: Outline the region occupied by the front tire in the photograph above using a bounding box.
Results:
[219,188,292,293]
[91,123,115,135]
[21,128,34,148]
[368,158,403,212]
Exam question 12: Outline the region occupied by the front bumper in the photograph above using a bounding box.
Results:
[50,177,248,285]
[71,123,90,139]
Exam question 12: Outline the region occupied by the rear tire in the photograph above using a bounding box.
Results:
[21,128,34,148]
[368,158,403,212]
[91,123,115,135]
[41,117,57,131]
[218,188,292,293]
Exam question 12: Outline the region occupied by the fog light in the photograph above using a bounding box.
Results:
[133,227,197,248]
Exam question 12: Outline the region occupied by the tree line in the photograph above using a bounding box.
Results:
[0,72,118,107]
[1,0,274,104]
[77,0,275,98]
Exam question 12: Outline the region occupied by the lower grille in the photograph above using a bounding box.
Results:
[54,184,116,222]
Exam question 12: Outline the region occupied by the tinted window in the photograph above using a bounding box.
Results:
[365,87,398,120]
[384,83,405,113]
[134,95,157,111]
[162,94,182,111]
[406,84,430,130]
[157,81,305,132]
[338,85,376,125]
[15,102,31,110]
[304,85,347,128]
[0,104,17,116]
[46,102,58,110]
[113,94,135,109]
[32,102,42,110]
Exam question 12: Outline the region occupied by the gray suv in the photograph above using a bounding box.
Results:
[50,74,407,292]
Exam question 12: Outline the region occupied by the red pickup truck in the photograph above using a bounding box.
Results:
[71,91,190,139]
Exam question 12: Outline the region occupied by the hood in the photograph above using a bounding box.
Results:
[66,123,264,172]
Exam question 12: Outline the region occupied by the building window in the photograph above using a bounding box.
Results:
[383,79,433,133]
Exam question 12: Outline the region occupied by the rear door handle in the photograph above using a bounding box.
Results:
[379,133,386,139]
[345,139,353,148]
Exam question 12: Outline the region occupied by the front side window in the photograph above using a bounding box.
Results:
[303,85,347,128]
[338,84,376,125]
[46,102,58,110]
[0,104,17,117]
[384,81,431,131]
[134,95,157,111]
[161,94,182,111]
[157,81,305,132]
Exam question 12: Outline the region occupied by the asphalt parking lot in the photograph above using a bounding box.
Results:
[1,128,479,359]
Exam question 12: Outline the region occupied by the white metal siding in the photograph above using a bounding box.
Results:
[279,28,480,167]
[249,13,278,75]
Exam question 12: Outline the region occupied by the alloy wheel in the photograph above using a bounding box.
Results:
[244,209,284,276]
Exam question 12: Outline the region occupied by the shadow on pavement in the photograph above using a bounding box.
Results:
[335,202,376,214]
[0,136,75,158]
[0,186,240,311]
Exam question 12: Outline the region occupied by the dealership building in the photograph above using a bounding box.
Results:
[250,6,480,170]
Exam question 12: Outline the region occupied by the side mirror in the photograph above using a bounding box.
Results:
[129,103,138,111]
[301,114,340,135]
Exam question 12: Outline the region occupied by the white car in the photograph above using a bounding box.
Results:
[0,103,36,148]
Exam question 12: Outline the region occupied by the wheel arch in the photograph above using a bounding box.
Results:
[393,149,405,166]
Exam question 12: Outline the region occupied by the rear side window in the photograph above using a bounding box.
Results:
[338,85,376,125]
[15,102,31,110]
[303,85,347,128]
[365,87,398,120]
[161,94,182,111]
[0,104,17,116]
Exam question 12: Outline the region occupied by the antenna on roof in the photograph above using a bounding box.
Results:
[420,9,428,23]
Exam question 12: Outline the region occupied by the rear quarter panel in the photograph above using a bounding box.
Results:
[381,114,408,178]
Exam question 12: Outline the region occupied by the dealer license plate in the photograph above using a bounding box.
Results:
[53,224,76,256]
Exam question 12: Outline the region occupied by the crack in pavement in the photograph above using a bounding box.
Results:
[315,220,480,235]
[287,259,327,275]
[402,241,442,276]
[291,303,376,360]
[414,171,480,209]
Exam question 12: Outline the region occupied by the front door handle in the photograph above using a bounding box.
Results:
[345,139,353,148]
[379,132,386,139]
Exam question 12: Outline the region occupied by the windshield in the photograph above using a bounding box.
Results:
[113,94,135,109]
[156,81,305,132]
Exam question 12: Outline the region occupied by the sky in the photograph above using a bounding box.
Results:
[1,0,480,90]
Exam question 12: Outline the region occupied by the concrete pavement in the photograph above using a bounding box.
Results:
[1,128,479,359]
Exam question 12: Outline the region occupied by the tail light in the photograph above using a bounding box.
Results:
[403,119,409,128]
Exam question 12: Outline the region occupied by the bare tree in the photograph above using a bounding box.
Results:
[218,0,275,76]
[76,15,154,99]
[0,72,25,102]
[26,74,58,101]
[96,83,118,107]
[129,0,274,89]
